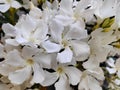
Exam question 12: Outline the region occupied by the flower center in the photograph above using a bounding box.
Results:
[7,0,11,3]
[29,37,35,43]
[57,67,64,74]
[26,59,34,66]
[62,40,68,47]
[74,13,80,20]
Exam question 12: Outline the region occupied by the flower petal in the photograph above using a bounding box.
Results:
[106,58,115,67]
[5,39,19,46]
[0,63,16,76]
[31,63,45,84]
[60,0,73,15]
[2,23,17,37]
[55,15,74,26]
[6,49,25,67]
[8,66,31,85]
[50,19,64,43]
[11,1,21,9]
[57,47,73,63]
[71,41,90,61]
[41,71,58,86]
[88,75,102,90]
[64,67,81,85]
[33,21,48,43]
[95,0,117,18]
[83,59,99,69]
[55,74,72,90]
[87,67,105,80]
[65,21,87,40]
[0,4,10,13]
[41,40,61,53]
[22,46,39,59]
[106,67,117,74]
[35,53,56,69]
[78,74,102,90]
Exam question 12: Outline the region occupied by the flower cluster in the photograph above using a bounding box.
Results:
[0,0,120,90]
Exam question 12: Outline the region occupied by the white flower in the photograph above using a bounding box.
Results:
[54,0,95,25]
[88,28,116,62]
[83,59,105,81]
[41,64,81,90]
[5,46,49,85]
[78,54,104,90]
[2,15,48,47]
[0,0,21,13]
[47,19,90,63]
[0,44,17,76]
[78,71,102,90]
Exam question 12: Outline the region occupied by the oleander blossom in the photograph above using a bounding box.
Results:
[0,0,120,90]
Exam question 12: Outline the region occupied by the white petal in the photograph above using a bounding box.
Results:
[2,23,17,36]
[33,22,48,43]
[29,6,42,18]
[65,21,87,40]
[89,38,112,62]
[83,59,105,80]
[106,67,116,74]
[55,15,73,26]
[0,63,16,76]
[78,74,102,90]
[106,58,115,67]
[35,53,56,69]
[114,79,120,85]
[50,19,64,43]
[76,0,91,11]
[55,74,73,90]
[11,1,21,9]
[22,46,39,59]
[71,41,90,61]
[87,67,105,80]
[60,0,73,15]
[31,63,45,84]
[83,59,99,69]
[41,71,58,86]
[88,76,102,90]
[95,0,117,18]
[15,35,28,44]
[78,74,89,90]
[5,39,19,46]
[0,4,10,13]
[57,47,73,63]
[64,67,81,85]
[41,40,61,53]
[6,49,25,67]
[17,15,36,36]
[8,66,31,85]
